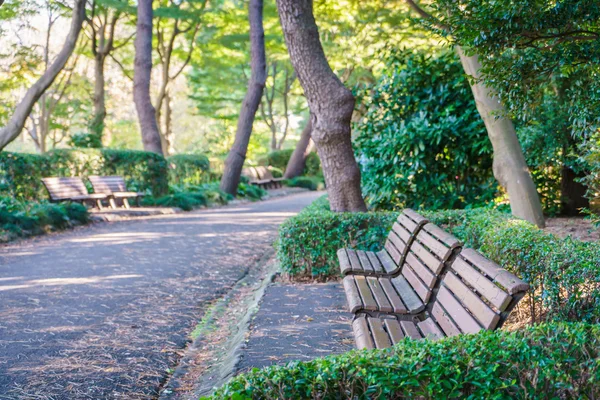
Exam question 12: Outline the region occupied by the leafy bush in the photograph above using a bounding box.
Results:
[0,197,88,242]
[0,152,49,200]
[207,322,600,399]
[236,182,267,201]
[263,149,321,177]
[168,154,211,186]
[354,49,495,210]
[283,176,324,191]
[277,196,398,277]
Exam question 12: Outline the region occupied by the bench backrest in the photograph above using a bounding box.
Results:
[399,223,462,304]
[428,248,529,336]
[254,166,274,180]
[42,177,88,200]
[381,209,429,267]
[88,175,127,194]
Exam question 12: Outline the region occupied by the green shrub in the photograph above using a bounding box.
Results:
[207,322,600,399]
[236,182,266,201]
[354,49,495,211]
[277,196,398,277]
[0,152,49,200]
[283,176,324,191]
[168,154,211,186]
[264,149,321,177]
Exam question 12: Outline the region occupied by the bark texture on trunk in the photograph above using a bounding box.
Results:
[0,0,86,151]
[91,53,107,140]
[134,0,163,155]
[458,48,545,228]
[561,166,589,215]
[284,119,313,178]
[277,0,366,211]
[220,0,266,196]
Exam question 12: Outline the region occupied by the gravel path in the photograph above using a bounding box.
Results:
[0,191,321,399]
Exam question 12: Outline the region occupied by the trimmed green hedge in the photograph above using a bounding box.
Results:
[168,154,211,186]
[207,322,600,399]
[0,152,49,200]
[277,197,600,324]
[283,176,325,191]
[263,149,321,177]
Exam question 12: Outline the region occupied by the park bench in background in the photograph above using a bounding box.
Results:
[242,166,283,189]
[89,175,144,209]
[351,248,529,349]
[338,209,429,277]
[254,166,284,189]
[342,222,462,315]
[42,177,107,209]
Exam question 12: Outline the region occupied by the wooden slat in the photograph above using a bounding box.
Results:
[368,317,393,348]
[342,276,362,313]
[398,213,418,233]
[376,250,398,274]
[391,276,423,312]
[383,318,405,344]
[337,248,352,275]
[404,208,428,226]
[366,251,384,273]
[423,223,461,249]
[417,230,453,261]
[367,277,393,313]
[352,317,374,350]
[392,222,411,244]
[379,278,408,314]
[410,240,444,275]
[387,231,407,257]
[400,321,422,339]
[418,319,444,339]
[354,276,378,311]
[431,302,461,337]
[443,272,500,330]
[460,249,530,295]
[436,286,482,334]
[405,252,436,287]
[402,265,431,303]
[385,240,403,265]
[452,258,512,311]
[357,250,374,273]
[346,250,363,273]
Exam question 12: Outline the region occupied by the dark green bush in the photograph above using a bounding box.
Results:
[207,322,600,399]
[354,49,495,211]
[0,152,49,200]
[283,176,324,191]
[168,154,211,186]
[236,182,267,201]
[264,149,321,177]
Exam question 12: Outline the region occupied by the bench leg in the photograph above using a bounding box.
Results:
[123,198,130,209]
[96,199,103,210]
[109,197,117,209]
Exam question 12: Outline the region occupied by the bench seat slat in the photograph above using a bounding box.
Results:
[346,250,363,273]
[357,250,374,273]
[391,276,424,313]
[342,276,362,313]
[367,277,393,313]
[418,318,444,339]
[368,317,393,348]
[376,250,397,274]
[383,318,405,344]
[402,265,431,303]
[366,251,384,273]
[379,278,407,314]
[400,321,422,339]
[352,316,374,350]
[431,302,461,337]
[436,286,482,334]
[354,276,378,311]
[338,249,352,275]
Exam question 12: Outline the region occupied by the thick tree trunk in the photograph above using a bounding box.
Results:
[91,53,107,141]
[284,119,313,178]
[276,0,366,212]
[134,0,163,155]
[561,165,589,216]
[458,48,545,227]
[220,0,266,196]
[0,0,86,151]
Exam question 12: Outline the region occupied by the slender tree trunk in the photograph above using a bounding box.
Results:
[220,0,266,195]
[284,119,313,178]
[164,90,174,155]
[277,0,366,211]
[0,0,86,150]
[561,165,589,215]
[457,48,545,227]
[91,53,107,141]
[134,0,163,155]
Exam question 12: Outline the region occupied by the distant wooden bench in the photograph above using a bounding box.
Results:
[338,209,429,277]
[88,175,144,209]
[242,166,284,189]
[254,166,284,189]
[342,223,462,315]
[351,248,529,349]
[42,177,107,209]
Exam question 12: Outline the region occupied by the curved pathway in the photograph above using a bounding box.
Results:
[0,191,321,399]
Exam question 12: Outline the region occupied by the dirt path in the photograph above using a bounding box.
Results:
[0,191,321,400]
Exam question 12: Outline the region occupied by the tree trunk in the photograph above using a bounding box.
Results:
[164,90,174,155]
[91,53,107,141]
[284,118,313,178]
[561,165,589,216]
[277,0,366,211]
[457,48,545,227]
[220,0,266,196]
[134,0,163,155]
[0,0,86,151]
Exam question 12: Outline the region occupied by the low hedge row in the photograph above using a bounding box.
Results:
[207,322,600,399]
[277,197,600,324]
[262,149,322,177]
[0,150,213,200]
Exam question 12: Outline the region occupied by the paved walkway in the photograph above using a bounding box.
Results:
[0,191,321,399]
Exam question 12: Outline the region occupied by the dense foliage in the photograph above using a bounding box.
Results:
[168,154,211,186]
[263,149,321,177]
[283,176,324,191]
[354,50,495,211]
[207,322,600,399]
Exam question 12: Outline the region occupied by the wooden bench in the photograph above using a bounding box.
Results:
[242,167,272,189]
[254,166,284,189]
[338,209,429,277]
[342,223,462,315]
[88,175,144,209]
[351,248,530,349]
[42,177,107,209]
